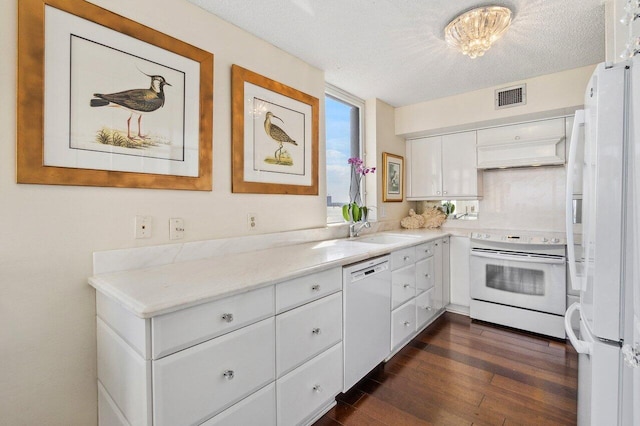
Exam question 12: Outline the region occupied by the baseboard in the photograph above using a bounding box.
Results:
[445,304,470,316]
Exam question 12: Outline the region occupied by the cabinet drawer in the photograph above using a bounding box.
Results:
[276,267,342,313]
[151,286,274,359]
[277,343,343,426]
[201,383,276,426]
[276,292,342,377]
[152,317,275,426]
[391,299,416,350]
[476,118,565,146]
[391,264,416,309]
[415,257,435,293]
[416,288,437,329]
[390,247,415,270]
[415,241,436,260]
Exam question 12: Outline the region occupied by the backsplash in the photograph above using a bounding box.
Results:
[439,166,566,232]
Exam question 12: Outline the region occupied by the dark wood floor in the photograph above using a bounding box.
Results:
[316,312,578,426]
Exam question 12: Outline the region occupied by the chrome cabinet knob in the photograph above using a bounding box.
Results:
[403,321,411,326]
[436,191,441,195]
[424,306,432,311]
[312,327,321,335]
[311,284,320,291]
[313,385,322,392]
[221,313,234,323]
[425,274,430,278]
[223,370,235,380]
[403,284,411,288]
[403,256,410,261]
[443,191,448,195]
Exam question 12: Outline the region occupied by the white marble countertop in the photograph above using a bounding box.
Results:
[89,229,460,319]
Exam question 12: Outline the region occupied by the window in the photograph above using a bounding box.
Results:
[325,86,364,223]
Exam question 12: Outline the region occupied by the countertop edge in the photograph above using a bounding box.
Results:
[89,231,459,318]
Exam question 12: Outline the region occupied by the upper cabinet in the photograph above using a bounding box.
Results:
[476,118,566,169]
[406,131,482,200]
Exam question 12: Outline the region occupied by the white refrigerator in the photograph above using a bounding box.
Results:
[565,57,640,426]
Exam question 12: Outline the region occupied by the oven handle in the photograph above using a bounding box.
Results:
[470,249,566,265]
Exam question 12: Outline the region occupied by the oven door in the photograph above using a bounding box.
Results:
[470,249,567,315]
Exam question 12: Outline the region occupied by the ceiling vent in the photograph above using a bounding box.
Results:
[495,84,526,109]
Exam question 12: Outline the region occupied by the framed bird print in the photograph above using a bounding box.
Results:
[17,0,213,190]
[382,152,404,202]
[231,65,319,195]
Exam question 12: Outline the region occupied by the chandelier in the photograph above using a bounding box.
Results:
[444,6,512,59]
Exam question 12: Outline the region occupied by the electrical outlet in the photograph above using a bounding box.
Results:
[169,218,185,240]
[135,216,152,239]
[247,213,257,230]
[380,206,386,218]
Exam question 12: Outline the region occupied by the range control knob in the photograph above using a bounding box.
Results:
[483,234,491,239]
[551,238,561,243]
[541,237,549,243]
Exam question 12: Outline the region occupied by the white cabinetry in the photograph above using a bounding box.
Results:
[96,267,343,426]
[388,238,449,355]
[406,131,482,200]
[476,117,566,169]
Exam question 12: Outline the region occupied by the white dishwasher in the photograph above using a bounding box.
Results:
[343,255,391,392]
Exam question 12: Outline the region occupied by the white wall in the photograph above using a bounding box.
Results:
[1,0,329,424]
[395,65,595,138]
[366,99,411,222]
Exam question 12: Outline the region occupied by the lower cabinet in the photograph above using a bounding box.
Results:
[202,383,276,426]
[276,343,343,426]
[389,238,449,354]
[96,267,343,426]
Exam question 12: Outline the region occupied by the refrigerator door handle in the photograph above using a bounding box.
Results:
[565,302,593,354]
[566,110,585,291]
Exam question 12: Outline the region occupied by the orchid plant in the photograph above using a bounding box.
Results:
[342,157,376,222]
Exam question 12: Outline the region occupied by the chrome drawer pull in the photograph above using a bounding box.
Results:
[311,284,320,291]
[403,321,411,327]
[221,313,234,323]
[312,327,321,335]
[312,385,322,392]
[223,370,235,380]
[403,284,411,288]
[403,256,410,261]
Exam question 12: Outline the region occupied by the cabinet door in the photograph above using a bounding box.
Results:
[152,318,275,426]
[441,131,479,197]
[391,264,416,309]
[415,257,435,294]
[277,343,343,426]
[406,136,442,198]
[434,239,444,310]
[441,237,451,308]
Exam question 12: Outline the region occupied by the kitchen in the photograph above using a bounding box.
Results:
[2,0,639,425]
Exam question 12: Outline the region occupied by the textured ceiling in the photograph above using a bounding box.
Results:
[187,0,605,107]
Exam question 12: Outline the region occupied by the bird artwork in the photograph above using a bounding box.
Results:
[263,111,298,165]
[90,72,171,142]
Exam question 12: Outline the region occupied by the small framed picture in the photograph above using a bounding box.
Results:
[382,152,404,202]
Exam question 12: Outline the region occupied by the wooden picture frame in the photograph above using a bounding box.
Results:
[382,152,404,202]
[231,65,319,195]
[17,0,213,190]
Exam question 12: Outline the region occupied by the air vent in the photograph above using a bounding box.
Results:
[495,84,526,109]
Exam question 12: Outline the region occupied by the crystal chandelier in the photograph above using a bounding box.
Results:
[444,6,513,59]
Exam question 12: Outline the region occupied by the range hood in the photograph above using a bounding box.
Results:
[476,117,566,169]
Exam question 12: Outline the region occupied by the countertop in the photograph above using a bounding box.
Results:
[89,229,460,319]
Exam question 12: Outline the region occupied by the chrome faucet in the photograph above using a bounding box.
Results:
[349,221,371,238]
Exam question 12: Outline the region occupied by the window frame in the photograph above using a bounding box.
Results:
[325,84,366,224]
